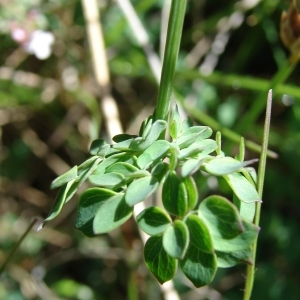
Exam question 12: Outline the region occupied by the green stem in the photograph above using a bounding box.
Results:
[243,90,273,300]
[0,218,38,274]
[236,58,296,135]
[154,0,187,123]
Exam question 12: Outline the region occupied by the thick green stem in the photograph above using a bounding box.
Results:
[243,90,273,300]
[154,0,186,123]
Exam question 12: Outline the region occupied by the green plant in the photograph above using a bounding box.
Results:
[39,1,269,297]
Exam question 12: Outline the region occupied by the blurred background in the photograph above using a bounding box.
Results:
[1,0,300,299]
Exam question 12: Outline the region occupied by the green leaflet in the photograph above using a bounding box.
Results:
[136,206,172,236]
[203,157,258,176]
[137,140,170,169]
[45,179,75,222]
[183,176,198,211]
[198,195,244,240]
[162,171,188,217]
[180,243,218,288]
[162,220,189,259]
[105,162,139,176]
[93,193,132,234]
[75,188,117,237]
[125,176,159,206]
[184,214,213,254]
[169,104,182,140]
[89,173,124,188]
[50,166,77,190]
[216,248,253,268]
[144,236,177,284]
[224,172,261,222]
[89,139,110,157]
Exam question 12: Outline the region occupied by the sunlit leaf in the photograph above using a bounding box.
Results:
[136,206,172,236]
[50,166,77,190]
[105,162,139,176]
[137,140,170,169]
[93,193,132,234]
[185,214,213,253]
[203,157,258,176]
[163,220,189,259]
[169,104,182,140]
[89,172,124,188]
[125,176,159,206]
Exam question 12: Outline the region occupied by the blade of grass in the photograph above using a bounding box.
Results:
[243,90,273,300]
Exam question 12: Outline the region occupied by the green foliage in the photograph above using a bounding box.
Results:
[48,104,260,287]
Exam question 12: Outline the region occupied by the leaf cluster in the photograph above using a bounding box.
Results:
[46,105,260,287]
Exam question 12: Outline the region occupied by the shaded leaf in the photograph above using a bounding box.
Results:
[64,157,102,203]
[75,188,116,237]
[210,220,259,252]
[162,171,188,217]
[113,134,138,143]
[185,214,213,253]
[45,179,75,222]
[216,248,253,268]
[198,195,244,240]
[89,139,110,157]
[183,176,198,211]
[144,236,177,284]
[163,220,189,259]
[151,161,169,181]
[180,243,217,288]
[93,193,132,234]
[136,206,172,236]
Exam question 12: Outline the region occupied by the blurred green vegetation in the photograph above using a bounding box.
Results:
[1,0,300,299]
